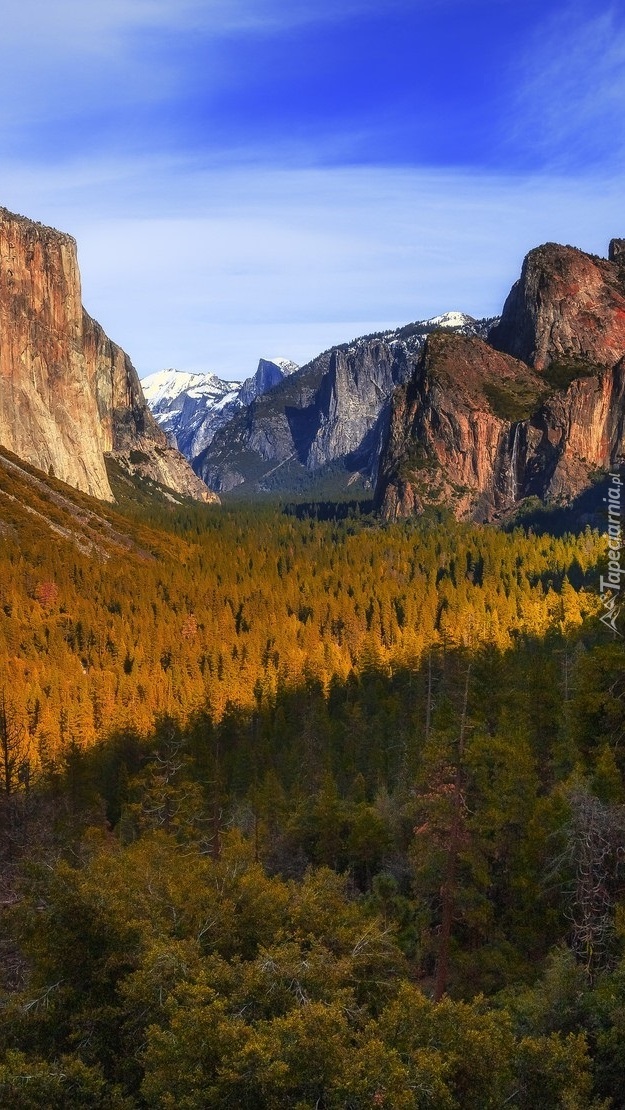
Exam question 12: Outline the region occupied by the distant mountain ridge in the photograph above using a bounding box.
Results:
[142,357,299,462]
[176,237,625,521]
[190,312,497,496]
[3,201,621,522]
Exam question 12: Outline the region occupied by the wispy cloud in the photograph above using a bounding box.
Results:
[2,0,419,63]
[508,3,625,170]
[0,0,421,150]
[2,1,623,379]
[3,0,427,40]
[0,0,482,155]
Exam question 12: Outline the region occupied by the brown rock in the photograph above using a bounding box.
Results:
[0,209,113,499]
[522,361,625,502]
[377,244,625,522]
[489,242,625,371]
[0,207,217,503]
[376,332,545,521]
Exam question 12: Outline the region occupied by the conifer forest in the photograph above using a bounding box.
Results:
[0,455,624,1108]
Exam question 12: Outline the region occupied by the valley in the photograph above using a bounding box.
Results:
[0,207,624,1107]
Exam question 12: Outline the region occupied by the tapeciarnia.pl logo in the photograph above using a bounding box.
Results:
[599,470,623,637]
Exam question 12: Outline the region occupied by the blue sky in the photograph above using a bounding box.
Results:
[2,0,625,378]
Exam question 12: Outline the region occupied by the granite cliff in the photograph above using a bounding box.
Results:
[377,241,625,520]
[489,240,625,371]
[196,314,493,495]
[197,340,414,495]
[0,208,216,503]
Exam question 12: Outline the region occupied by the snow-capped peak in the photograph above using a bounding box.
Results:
[141,368,239,410]
[142,356,299,462]
[426,311,475,329]
[266,357,299,375]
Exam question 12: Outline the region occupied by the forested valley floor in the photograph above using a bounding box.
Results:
[0,473,624,1107]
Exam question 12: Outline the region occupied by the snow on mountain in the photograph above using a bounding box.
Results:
[340,311,500,359]
[142,369,238,410]
[142,358,299,463]
[380,310,498,347]
[142,317,498,475]
[426,311,475,329]
[195,311,501,497]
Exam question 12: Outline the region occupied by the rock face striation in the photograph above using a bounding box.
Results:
[377,242,625,520]
[0,207,216,503]
[196,314,494,495]
[197,340,414,495]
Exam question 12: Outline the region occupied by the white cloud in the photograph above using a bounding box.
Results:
[1,2,621,379]
[2,0,423,40]
[1,0,416,63]
[0,0,445,137]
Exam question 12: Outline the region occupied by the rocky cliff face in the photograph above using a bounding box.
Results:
[489,242,625,371]
[0,207,216,503]
[238,357,299,407]
[196,315,493,495]
[376,333,546,520]
[0,209,113,500]
[196,340,414,494]
[377,242,625,521]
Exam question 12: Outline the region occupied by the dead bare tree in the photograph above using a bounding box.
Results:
[558,787,625,982]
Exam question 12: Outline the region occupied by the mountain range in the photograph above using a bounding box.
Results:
[141,357,299,462]
[143,245,625,522]
[188,312,497,497]
[377,240,625,520]
[0,202,623,522]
